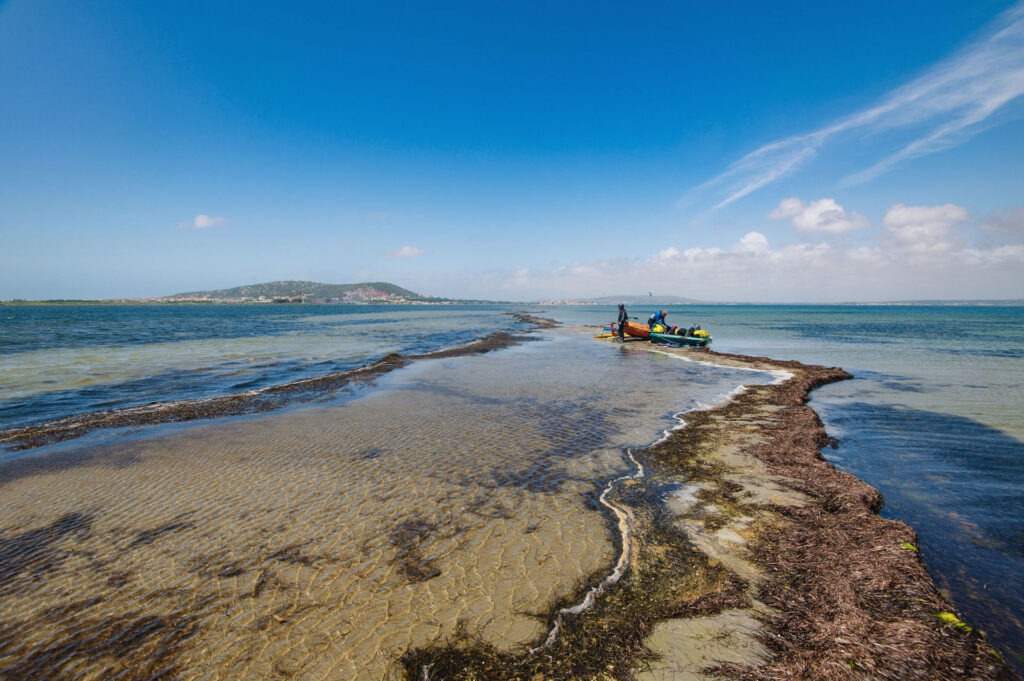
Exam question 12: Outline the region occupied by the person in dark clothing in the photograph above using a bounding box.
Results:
[617,304,628,340]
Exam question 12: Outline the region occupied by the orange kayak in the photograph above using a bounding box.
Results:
[622,321,650,338]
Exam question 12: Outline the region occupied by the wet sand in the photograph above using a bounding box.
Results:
[0,323,625,680]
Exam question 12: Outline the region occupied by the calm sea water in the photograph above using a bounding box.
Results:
[0,304,530,431]
[1,302,1021,675]
[544,303,1024,673]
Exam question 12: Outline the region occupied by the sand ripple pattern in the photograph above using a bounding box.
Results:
[0,330,764,679]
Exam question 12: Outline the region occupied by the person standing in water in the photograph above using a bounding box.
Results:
[617,304,628,341]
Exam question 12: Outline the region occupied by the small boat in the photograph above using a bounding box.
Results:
[649,331,712,348]
[621,321,651,338]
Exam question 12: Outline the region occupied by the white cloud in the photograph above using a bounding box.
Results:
[181,214,226,229]
[683,3,1024,208]
[510,268,532,287]
[882,203,970,255]
[440,203,1022,302]
[388,245,424,258]
[685,138,821,210]
[769,198,870,236]
[768,198,804,220]
[733,231,771,254]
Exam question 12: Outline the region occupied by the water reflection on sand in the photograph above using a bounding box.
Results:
[0,329,765,679]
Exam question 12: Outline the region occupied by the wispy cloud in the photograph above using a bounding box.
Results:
[685,2,1024,209]
[388,245,424,258]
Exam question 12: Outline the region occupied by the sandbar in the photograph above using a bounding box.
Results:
[405,337,1017,680]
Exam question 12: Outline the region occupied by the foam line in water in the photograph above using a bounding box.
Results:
[646,347,793,384]
[418,446,646,679]
[528,447,645,654]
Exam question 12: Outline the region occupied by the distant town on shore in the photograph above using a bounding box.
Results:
[161,280,448,304]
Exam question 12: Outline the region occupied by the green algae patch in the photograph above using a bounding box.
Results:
[936,611,974,634]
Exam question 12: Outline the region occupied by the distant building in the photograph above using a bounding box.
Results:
[341,287,406,303]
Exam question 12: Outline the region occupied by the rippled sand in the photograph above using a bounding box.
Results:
[0,330,760,679]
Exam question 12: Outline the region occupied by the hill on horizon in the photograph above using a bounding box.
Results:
[164,280,427,302]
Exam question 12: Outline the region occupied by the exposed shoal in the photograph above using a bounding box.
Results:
[403,337,1019,680]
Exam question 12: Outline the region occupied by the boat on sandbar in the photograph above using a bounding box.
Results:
[649,331,712,348]
[610,322,712,347]
[621,321,651,338]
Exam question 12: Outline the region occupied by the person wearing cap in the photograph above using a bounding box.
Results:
[617,304,628,340]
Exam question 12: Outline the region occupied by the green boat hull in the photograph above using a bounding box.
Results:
[649,332,712,347]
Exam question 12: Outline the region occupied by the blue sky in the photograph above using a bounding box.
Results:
[2,0,1023,302]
